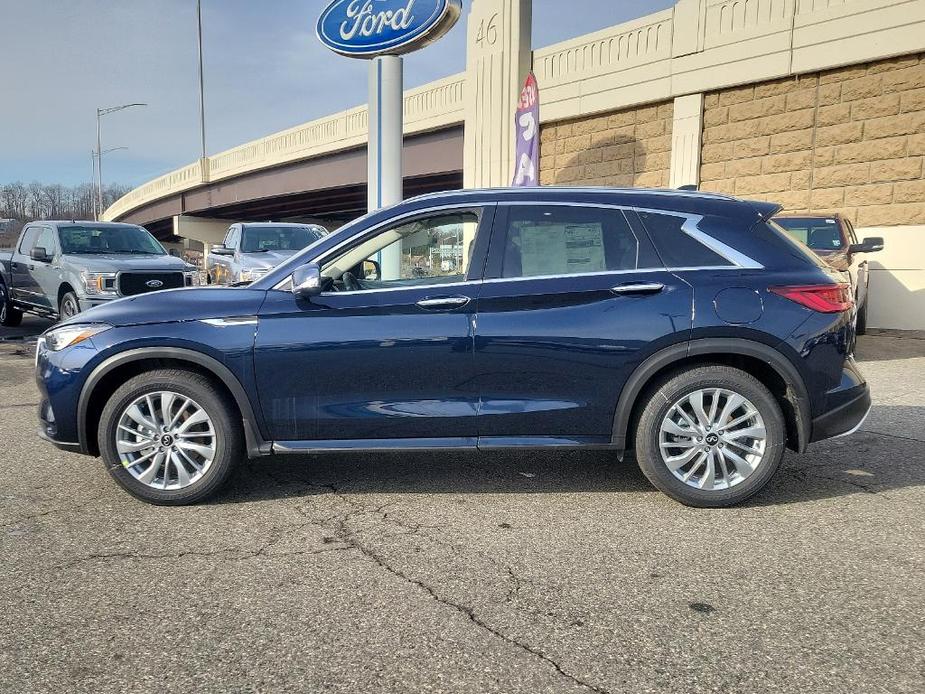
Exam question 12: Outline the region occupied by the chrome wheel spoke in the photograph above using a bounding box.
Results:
[116,390,215,491]
[659,387,766,491]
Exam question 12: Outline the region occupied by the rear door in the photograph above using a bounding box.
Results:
[473,202,693,445]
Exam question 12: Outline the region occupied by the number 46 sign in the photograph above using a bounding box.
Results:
[512,72,539,187]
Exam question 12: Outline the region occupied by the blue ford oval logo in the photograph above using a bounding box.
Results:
[317,0,461,58]
[145,279,164,289]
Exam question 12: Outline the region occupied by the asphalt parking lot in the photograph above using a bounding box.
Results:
[1,333,923,694]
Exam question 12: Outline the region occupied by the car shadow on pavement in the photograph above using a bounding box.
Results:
[214,405,924,508]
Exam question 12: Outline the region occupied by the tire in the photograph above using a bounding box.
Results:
[635,365,786,508]
[856,298,868,336]
[0,281,23,327]
[98,368,243,505]
[59,291,81,321]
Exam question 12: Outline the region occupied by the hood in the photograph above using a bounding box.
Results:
[238,250,300,270]
[62,287,267,328]
[62,253,192,273]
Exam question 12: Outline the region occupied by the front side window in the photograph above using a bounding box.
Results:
[58,225,165,255]
[321,211,481,292]
[18,227,39,254]
[241,226,325,253]
[34,227,56,255]
[500,206,659,279]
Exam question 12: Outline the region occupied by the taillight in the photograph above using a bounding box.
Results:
[769,283,854,313]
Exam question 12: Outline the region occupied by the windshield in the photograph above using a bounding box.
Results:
[241,225,325,253]
[59,225,166,255]
[774,217,846,252]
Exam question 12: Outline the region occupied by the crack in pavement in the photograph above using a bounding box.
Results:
[264,471,610,694]
[0,402,39,410]
[2,494,110,529]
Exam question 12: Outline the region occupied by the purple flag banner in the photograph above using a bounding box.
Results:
[512,72,539,187]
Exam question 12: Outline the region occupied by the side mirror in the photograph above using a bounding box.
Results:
[848,237,884,254]
[292,263,323,298]
[31,247,50,262]
[362,259,381,280]
[211,245,235,256]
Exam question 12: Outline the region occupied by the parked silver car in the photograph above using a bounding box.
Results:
[206,222,327,286]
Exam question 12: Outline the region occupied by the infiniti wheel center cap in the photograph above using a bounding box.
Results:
[705,433,720,447]
[160,434,175,447]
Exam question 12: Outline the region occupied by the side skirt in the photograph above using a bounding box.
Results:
[271,436,617,455]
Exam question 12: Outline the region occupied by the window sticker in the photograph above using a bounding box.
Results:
[519,223,605,276]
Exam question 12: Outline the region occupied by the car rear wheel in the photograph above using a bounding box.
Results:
[59,291,81,321]
[98,368,243,505]
[0,282,23,327]
[635,365,786,508]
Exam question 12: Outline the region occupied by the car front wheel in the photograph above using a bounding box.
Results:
[59,291,81,321]
[635,365,786,508]
[98,368,243,505]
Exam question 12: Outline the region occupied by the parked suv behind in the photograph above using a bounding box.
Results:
[36,188,870,507]
[774,214,883,334]
[206,222,326,286]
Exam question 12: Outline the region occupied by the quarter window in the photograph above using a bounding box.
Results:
[500,206,659,279]
[637,212,734,268]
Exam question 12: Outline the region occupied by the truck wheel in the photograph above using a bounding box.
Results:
[0,282,23,327]
[98,368,243,505]
[59,292,81,321]
[635,365,786,508]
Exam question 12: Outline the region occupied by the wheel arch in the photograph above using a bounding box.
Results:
[77,347,271,458]
[612,338,812,455]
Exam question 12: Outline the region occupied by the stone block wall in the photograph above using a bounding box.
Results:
[700,54,925,227]
[539,102,674,188]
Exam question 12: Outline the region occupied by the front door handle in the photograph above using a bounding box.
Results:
[611,282,665,296]
[416,296,471,310]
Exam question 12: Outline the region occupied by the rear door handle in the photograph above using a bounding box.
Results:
[611,282,665,296]
[416,296,471,310]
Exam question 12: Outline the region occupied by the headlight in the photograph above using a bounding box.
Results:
[184,271,201,287]
[81,272,118,296]
[44,324,112,351]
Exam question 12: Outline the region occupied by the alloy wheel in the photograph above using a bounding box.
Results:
[658,388,767,491]
[0,285,7,323]
[61,296,79,319]
[115,391,217,490]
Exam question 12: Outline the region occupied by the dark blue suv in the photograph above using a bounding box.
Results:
[35,188,870,507]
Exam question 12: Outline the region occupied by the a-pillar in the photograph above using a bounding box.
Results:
[463,0,533,189]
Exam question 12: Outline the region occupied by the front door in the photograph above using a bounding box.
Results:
[474,203,693,445]
[254,207,492,444]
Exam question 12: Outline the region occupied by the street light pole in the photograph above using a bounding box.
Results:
[197,0,207,160]
[95,103,146,217]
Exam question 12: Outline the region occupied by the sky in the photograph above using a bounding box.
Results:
[0,0,673,188]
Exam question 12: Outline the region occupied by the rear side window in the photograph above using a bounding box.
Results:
[500,205,661,278]
[636,212,733,268]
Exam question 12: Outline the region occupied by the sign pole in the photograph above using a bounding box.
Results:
[368,55,404,280]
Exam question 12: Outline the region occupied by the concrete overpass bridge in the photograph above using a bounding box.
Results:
[103,74,466,245]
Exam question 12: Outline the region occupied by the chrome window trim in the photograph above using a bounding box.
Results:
[408,186,736,204]
[271,203,492,291]
[496,200,763,272]
[632,206,764,270]
[319,279,481,297]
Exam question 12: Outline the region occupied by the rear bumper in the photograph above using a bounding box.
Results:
[810,383,872,442]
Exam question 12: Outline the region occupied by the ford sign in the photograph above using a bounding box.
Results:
[145,279,164,289]
[317,0,462,58]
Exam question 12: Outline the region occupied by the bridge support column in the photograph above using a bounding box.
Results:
[464,0,533,188]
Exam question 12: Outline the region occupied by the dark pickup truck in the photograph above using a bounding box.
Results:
[0,221,199,326]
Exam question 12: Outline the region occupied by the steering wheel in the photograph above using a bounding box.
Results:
[341,271,361,292]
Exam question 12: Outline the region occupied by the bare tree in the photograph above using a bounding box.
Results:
[0,180,130,225]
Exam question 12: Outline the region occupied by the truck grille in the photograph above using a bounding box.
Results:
[119,272,185,297]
